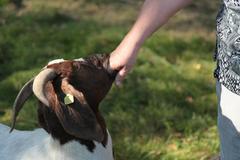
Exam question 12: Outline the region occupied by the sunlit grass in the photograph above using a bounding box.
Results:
[0,0,219,159]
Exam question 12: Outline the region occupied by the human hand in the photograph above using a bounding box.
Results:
[109,44,139,86]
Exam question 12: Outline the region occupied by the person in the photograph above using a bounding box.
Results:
[109,0,240,159]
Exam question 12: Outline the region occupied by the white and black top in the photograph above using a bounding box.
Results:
[214,0,240,95]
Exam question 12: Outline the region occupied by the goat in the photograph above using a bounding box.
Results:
[0,54,117,160]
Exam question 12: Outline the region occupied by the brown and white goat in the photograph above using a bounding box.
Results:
[0,54,117,160]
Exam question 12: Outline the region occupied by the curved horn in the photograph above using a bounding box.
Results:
[10,78,34,133]
[33,68,57,107]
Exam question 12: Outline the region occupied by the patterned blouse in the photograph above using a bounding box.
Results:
[214,0,240,95]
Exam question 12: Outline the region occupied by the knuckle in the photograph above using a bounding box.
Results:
[125,64,133,72]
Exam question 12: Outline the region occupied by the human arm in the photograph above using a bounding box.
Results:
[110,0,192,86]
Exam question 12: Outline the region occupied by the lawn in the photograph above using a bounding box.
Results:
[0,0,220,159]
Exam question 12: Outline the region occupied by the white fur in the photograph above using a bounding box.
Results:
[74,58,85,62]
[47,59,65,65]
[0,124,114,160]
[47,58,85,66]
[43,58,85,69]
[41,58,86,70]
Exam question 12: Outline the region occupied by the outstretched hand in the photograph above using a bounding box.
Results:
[109,0,192,86]
[109,44,139,86]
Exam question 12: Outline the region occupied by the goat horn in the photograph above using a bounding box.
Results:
[10,78,34,133]
[33,68,57,107]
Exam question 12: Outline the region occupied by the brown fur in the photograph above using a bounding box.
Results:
[12,54,117,152]
[42,55,116,151]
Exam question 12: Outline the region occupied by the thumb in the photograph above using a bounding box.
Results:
[115,66,129,87]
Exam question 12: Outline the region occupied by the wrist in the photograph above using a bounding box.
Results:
[118,31,143,54]
[114,38,138,57]
[127,27,146,49]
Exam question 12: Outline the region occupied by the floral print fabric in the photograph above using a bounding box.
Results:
[214,0,240,95]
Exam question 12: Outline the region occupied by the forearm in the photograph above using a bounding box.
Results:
[110,0,192,84]
[118,0,192,51]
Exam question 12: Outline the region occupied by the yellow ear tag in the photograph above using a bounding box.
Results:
[64,94,74,105]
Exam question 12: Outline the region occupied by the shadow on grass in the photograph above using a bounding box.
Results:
[0,11,123,81]
[0,2,218,158]
[0,10,217,136]
[187,0,220,29]
[86,0,220,32]
[145,35,215,64]
[102,68,216,140]
[0,110,5,116]
[84,0,141,5]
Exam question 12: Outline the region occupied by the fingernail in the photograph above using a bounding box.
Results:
[115,81,122,87]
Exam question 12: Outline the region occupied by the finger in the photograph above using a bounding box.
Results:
[115,67,129,87]
[109,52,121,70]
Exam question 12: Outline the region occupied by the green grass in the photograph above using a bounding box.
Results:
[0,0,220,159]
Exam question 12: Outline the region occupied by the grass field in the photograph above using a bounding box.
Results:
[0,0,220,159]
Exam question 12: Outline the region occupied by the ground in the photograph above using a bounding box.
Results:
[0,0,220,159]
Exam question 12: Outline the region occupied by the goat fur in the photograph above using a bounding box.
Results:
[0,124,113,160]
[0,54,116,160]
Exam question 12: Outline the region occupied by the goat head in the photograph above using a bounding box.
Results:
[10,54,117,143]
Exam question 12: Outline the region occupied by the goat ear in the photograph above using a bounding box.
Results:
[10,78,34,132]
[49,78,104,142]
